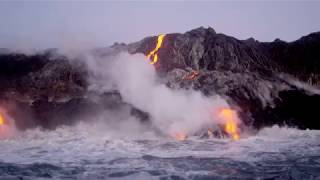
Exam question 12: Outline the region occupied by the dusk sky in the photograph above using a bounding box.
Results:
[0,1,319,50]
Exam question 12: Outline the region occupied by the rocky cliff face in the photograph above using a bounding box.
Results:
[127,27,320,129]
[1,27,320,131]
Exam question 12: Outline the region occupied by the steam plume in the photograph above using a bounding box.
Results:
[83,52,232,137]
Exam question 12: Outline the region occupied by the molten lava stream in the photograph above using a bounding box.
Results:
[147,34,166,65]
[0,113,7,137]
[218,108,240,140]
[0,114,4,126]
[0,111,16,138]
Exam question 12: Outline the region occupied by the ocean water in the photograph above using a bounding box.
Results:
[0,123,319,180]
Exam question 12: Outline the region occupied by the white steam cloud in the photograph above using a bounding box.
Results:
[83,52,232,137]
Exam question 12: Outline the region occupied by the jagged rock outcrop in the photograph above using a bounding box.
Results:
[0,50,151,130]
[262,32,320,86]
[0,51,87,102]
[128,27,320,129]
[1,27,320,130]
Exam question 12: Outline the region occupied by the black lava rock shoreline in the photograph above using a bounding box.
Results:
[1,27,320,130]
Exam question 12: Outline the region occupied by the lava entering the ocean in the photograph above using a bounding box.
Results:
[0,112,10,138]
[146,34,240,141]
[0,113,5,126]
[147,34,166,64]
[218,108,240,140]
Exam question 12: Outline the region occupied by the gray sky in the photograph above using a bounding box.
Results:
[0,1,319,50]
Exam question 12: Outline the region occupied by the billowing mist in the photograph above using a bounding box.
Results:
[79,52,234,138]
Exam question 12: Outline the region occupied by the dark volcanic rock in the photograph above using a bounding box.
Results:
[262,32,320,86]
[0,50,152,130]
[0,51,87,101]
[129,27,275,75]
[252,89,320,129]
[129,27,320,129]
[1,27,320,131]
[0,51,87,129]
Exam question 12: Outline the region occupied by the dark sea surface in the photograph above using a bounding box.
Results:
[0,124,319,180]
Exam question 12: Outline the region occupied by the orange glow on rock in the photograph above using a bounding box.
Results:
[0,114,5,126]
[218,108,240,141]
[147,34,166,65]
[184,70,199,80]
[0,111,16,138]
[172,132,187,141]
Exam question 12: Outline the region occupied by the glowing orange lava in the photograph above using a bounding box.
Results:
[218,108,240,140]
[0,114,4,126]
[147,34,166,64]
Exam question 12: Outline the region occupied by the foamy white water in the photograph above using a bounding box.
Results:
[0,122,319,179]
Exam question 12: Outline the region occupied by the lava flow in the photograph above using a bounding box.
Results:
[0,111,16,138]
[0,112,7,137]
[218,108,240,140]
[147,34,166,64]
[0,113,5,126]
